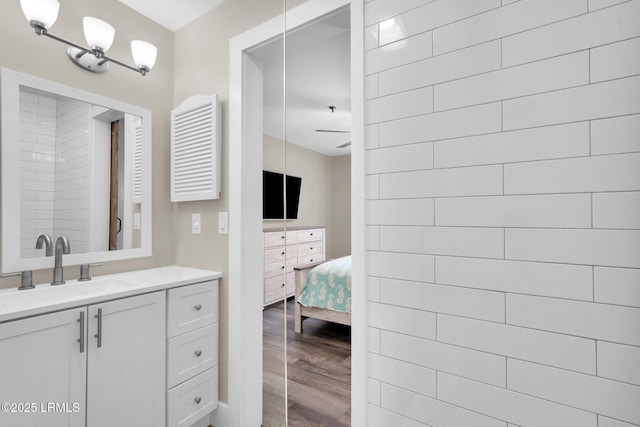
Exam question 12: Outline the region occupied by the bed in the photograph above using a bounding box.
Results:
[293,255,352,333]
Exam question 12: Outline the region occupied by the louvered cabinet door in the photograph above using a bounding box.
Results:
[171,95,221,202]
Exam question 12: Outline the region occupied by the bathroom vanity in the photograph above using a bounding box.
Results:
[0,266,221,427]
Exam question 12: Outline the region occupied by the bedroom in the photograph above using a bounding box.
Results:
[253,9,353,425]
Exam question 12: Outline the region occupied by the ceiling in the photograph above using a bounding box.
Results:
[250,8,351,157]
[118,0,225,32]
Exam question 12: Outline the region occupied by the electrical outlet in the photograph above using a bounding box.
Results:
[192,213,201,234]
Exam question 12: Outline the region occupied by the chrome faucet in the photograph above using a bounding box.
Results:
[51,236,70,286]
[36,233,53,256]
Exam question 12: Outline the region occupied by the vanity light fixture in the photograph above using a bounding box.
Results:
[20,0,157,76]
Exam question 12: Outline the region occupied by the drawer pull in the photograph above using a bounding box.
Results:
[195,350,202,357]
[194,304,202,311]
[194,397,202,405]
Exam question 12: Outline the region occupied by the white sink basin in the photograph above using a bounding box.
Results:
[0,279,135,314]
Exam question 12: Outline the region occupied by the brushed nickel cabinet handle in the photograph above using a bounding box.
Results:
[194,397,202,404]
[94,308,102,348]
[194,304,202,311]
[195,350,202,357]
[77,311,85,353]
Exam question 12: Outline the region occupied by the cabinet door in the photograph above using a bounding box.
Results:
[0,308,86,427]
[86,291,166,427]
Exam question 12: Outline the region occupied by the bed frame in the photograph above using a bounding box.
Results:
[293,260,351,333]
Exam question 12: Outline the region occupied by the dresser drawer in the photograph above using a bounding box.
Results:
[168,324,218,389]
[264,246,297,264]
[299,255,323,266]
[167,367,218,427]
[168,281,218,338]
[297,242,322,258]
[264,273,294,304]
[264,230,297,248]
[298,228,323,243]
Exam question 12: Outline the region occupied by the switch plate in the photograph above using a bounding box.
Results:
[192,213,201,234]
[218,212,228,235]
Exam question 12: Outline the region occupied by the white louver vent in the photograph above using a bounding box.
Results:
[171,95,221,202]
[132,120,143,203]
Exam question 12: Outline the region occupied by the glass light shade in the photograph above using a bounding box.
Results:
[131,40,157,70]
[20,0,60,29]
[83,17,115,52]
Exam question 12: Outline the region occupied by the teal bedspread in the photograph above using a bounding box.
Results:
[298,256,352,314]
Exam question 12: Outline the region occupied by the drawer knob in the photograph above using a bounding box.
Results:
[281,266,285,269]
[194,304,202,311]
[194,397,202,405]
[281,236,285,239]
[310,233,314,236]
[310,247,313,250]
[281,252,285,255]
[195,350,202,357]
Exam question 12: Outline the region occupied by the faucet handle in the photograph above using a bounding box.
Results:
[79,264,91,282]
[19,271,34,290]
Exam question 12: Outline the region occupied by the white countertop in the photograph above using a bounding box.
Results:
[0,265,222,323]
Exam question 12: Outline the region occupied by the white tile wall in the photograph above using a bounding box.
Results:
[502,1,640,67]
[506,294,640,346]
[508,359,640,425]
[381,331,506,387]
[594,267,640,307]
[435,194,592,228]
[379,40,501,97]
[434,122,590,168]
[381,383,507,427]
[434,51,590,111]
[597,341,640,386]
[593,192,640,229]
[437,372,597,427]
[436,256,594,300]
[369,354,436,397]
[591,36,640,83]
[364,0,640,424]
[591,114,640,155]
[503,75,640,130]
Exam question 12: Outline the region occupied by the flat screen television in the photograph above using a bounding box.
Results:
[263,170,302,220]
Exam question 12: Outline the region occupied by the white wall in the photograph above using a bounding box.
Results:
[364,1,640,426]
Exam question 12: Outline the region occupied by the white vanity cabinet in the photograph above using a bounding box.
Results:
[166,280,219,427]
[0,309,87,427]
[86,292,166,427]
[0,291,165,427]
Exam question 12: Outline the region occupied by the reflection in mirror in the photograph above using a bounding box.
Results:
[1,68,152,274]
[19,87,143,259]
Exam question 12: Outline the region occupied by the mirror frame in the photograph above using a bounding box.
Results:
[1,67,152,274]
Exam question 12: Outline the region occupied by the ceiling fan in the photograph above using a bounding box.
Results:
[316,106,351,148]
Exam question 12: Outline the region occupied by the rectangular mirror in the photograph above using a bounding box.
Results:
[1,68,152,274]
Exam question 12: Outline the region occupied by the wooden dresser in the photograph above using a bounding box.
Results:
[263,226,325,306]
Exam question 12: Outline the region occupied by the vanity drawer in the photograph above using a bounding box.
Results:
[298,228,323,243]
[167,324,218,389]
[168,280,218,338]
[167,367,218,427]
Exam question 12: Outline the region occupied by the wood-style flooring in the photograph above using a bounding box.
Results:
[263,299,351,427]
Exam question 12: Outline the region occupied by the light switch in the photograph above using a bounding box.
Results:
[192,213,201,234]
[218,212,228,235]
[133,213,141,230]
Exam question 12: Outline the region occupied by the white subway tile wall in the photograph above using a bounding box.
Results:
[364,0,640,425]
[19,95,91,257]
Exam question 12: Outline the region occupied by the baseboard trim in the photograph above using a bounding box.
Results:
[209,402,229,427]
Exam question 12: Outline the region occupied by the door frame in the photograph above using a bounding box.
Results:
[223,0,365,426]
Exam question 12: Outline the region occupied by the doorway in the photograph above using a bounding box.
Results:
[224,0,366,425]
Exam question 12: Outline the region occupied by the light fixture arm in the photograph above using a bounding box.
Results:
[29,20,149,76]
